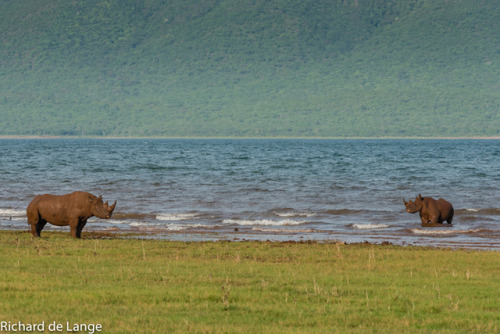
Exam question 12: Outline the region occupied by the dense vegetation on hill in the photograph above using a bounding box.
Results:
[1,0,499,137]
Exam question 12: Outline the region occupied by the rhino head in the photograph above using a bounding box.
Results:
[91,195,117,219]
[403,194,423,213]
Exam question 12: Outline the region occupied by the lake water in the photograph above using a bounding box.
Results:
[0,139,499,249]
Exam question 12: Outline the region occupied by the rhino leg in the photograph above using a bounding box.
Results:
[419,214,430,225]
[69,219,79,238]
[31,219,47,237]
[36,220,47,236]
[430,215,441,224]
[30,223,39,237]
[76,220,87,239]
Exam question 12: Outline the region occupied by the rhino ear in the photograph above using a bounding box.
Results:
[418,194,423,200]
[403,198,407,205]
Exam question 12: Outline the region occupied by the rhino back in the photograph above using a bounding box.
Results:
[35,192,93,225]
[422,197,440,213]
[437,198,454,215]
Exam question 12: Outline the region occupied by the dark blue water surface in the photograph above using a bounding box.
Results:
[1,139,499,249]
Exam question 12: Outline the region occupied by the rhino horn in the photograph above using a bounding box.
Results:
[108,201,117,212]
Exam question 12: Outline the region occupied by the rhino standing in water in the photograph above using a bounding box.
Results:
[27,191,116,238]
[403,194,454,226]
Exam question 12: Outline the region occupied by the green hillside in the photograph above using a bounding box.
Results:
[1,0,499,137]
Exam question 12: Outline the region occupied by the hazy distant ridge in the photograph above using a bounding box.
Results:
[1,0,499,137]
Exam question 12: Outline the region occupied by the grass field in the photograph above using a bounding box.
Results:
[0,231,498,333]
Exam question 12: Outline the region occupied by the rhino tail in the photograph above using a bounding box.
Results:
[26,203,39,225]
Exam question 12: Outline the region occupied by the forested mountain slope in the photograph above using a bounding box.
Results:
[1,0,499,137]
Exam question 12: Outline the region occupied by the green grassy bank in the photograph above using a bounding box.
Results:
[0,231,498,333]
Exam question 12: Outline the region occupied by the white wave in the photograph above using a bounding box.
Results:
[352,223,389,230]
[273,211,315,218]
[130,222,156,227]
[45,225,67,229]
[164,224,190,231]
[0,216,25,222]
[100,219,131,225]
[0,209,25,217]
[130,222,207,231]
[466,208,479,212]
[156,213,198,221]
[411,229,480,235]
[252,227,315,233]
[223,219,304,226]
